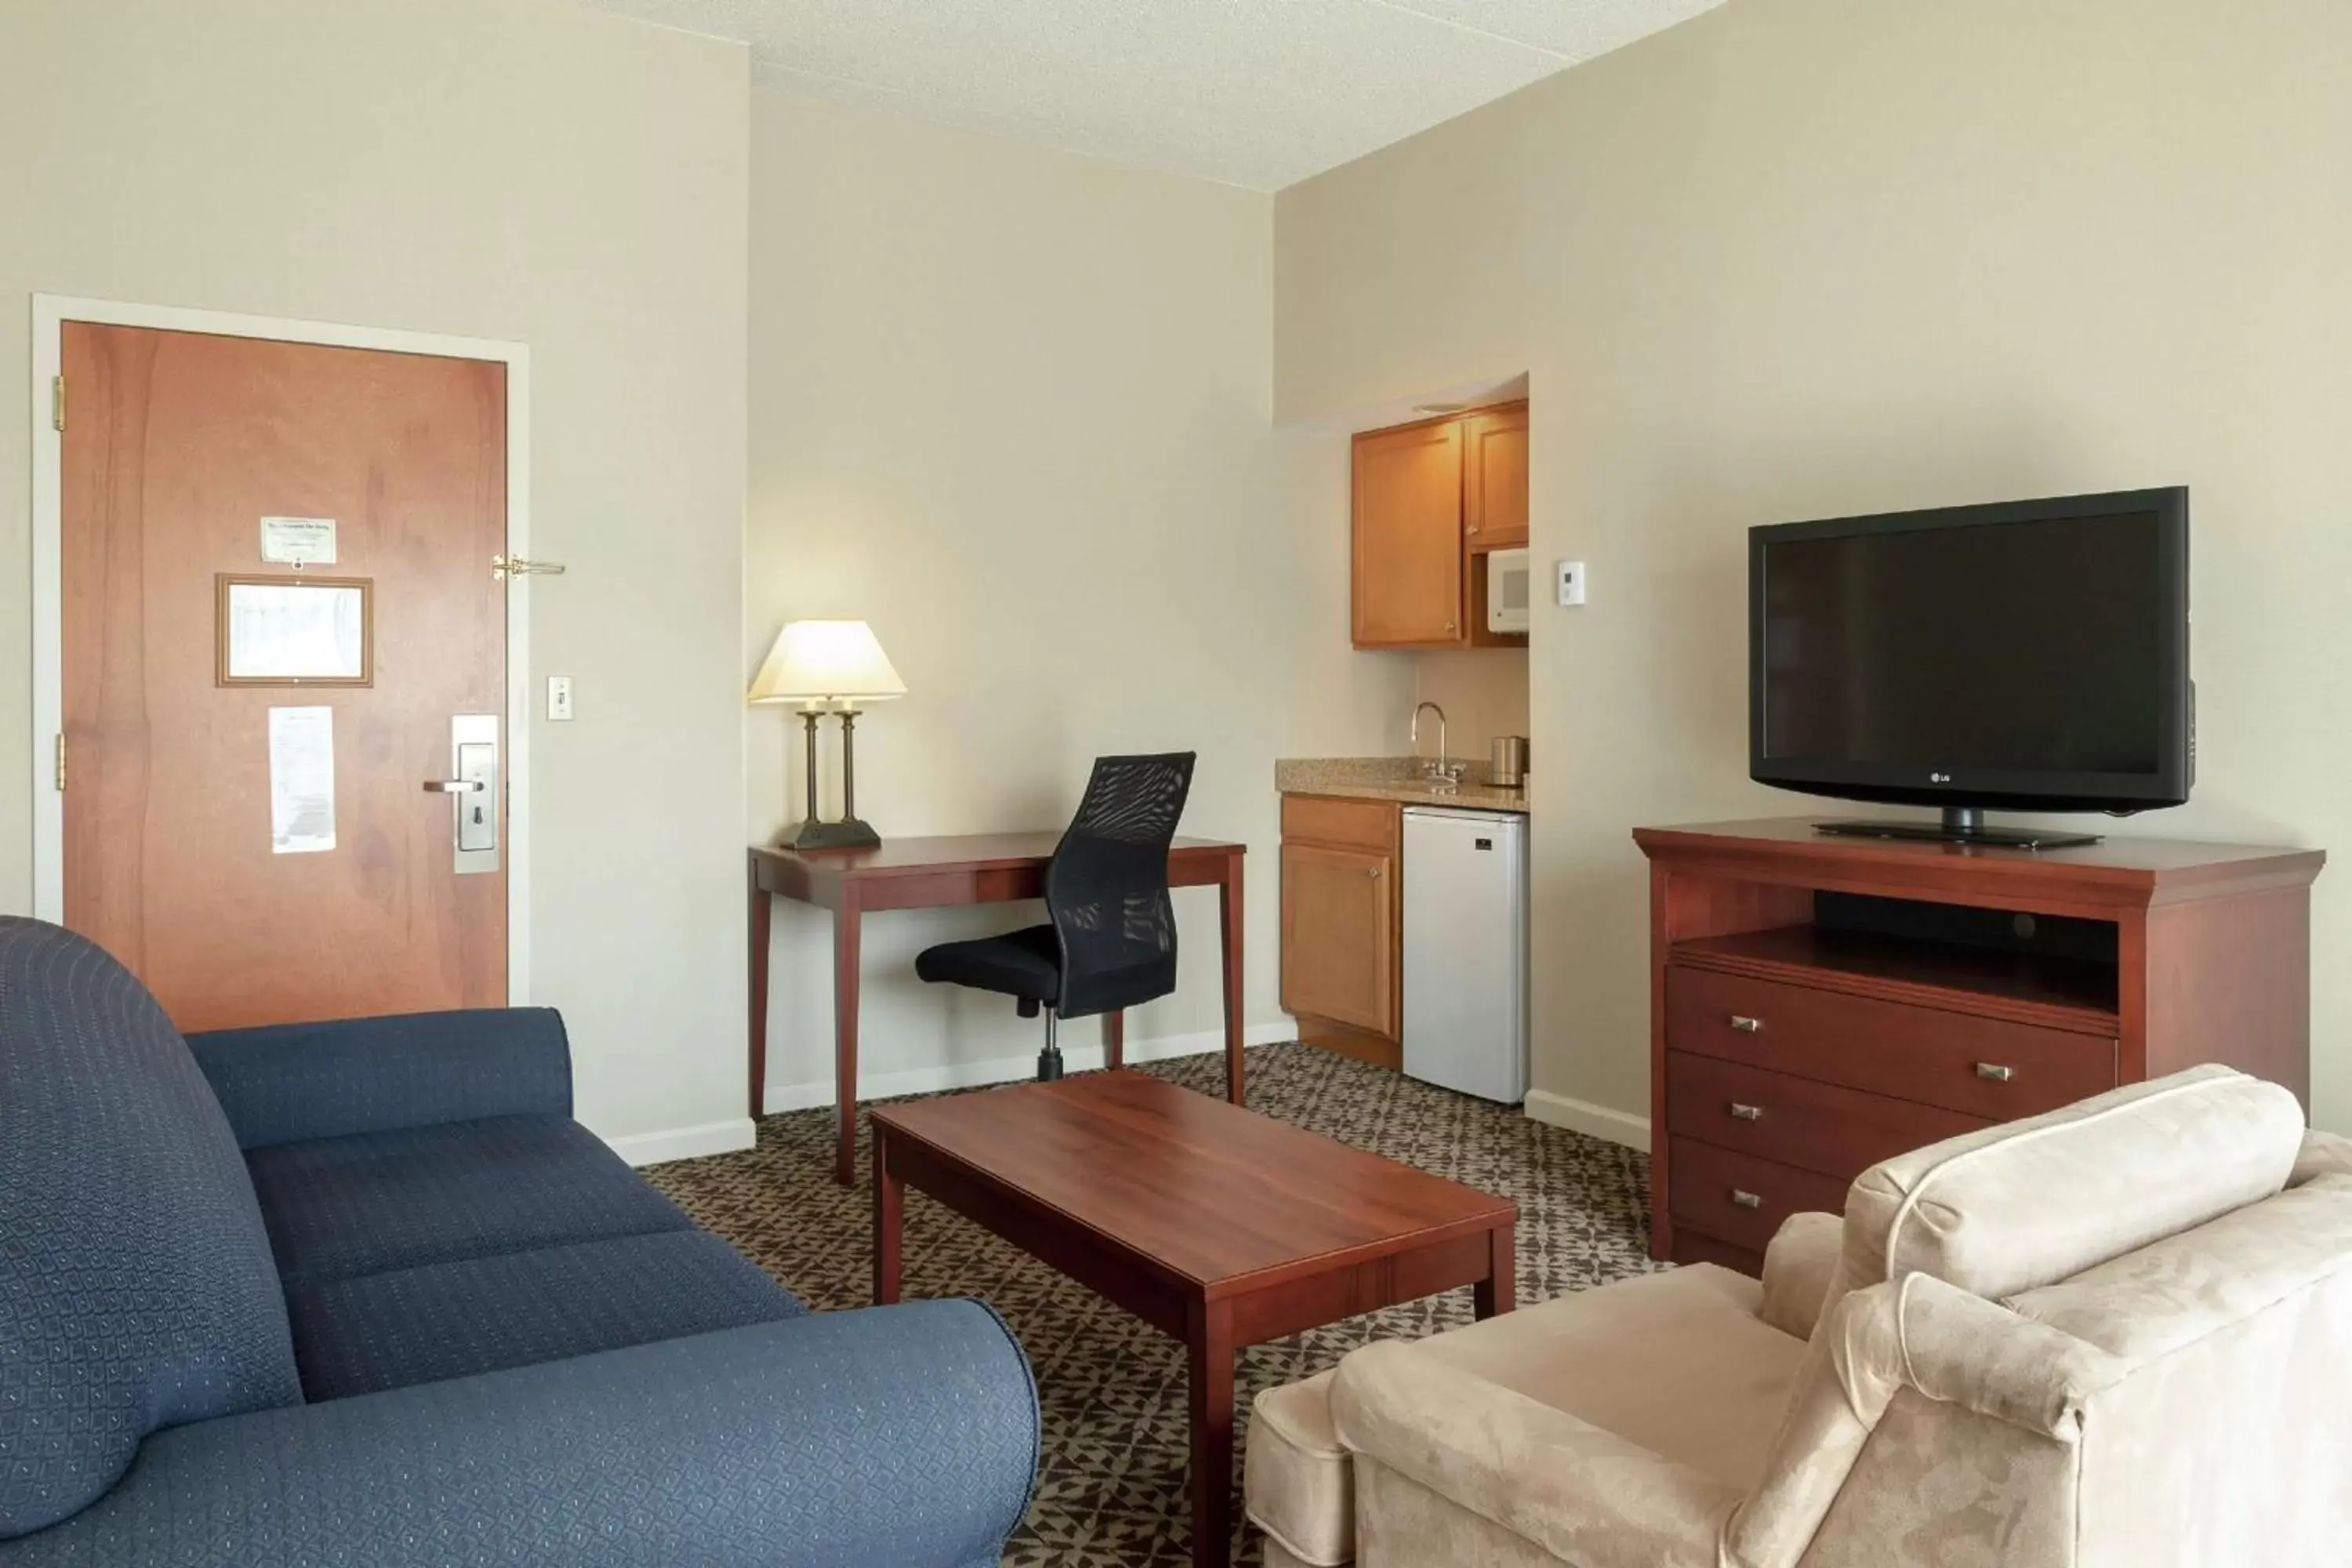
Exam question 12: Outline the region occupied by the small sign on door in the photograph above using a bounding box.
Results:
[260,516,337,566]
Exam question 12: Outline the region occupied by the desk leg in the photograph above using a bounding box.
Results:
[748,866,771,1120]
[1105,1010,1123,1070]
[873,1123,902,1305]
[1187,1297,1236,1568]
[1218,853,1245,1105]
[833,897,863,1186]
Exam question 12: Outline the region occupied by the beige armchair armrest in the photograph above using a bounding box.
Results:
[1759,1210,1842,1339]
[1329,1341,1743,1568]
[1726,1271,2129,1566]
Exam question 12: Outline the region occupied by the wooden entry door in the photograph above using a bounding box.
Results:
[60,322,508,1032]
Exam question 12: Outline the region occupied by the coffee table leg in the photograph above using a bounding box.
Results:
[1187,1298,1235,1568]
[873,1125,902,1306]
[1474,1219,1515,1319]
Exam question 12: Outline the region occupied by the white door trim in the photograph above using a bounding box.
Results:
[29,295,534,1004]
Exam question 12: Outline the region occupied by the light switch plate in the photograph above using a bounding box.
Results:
[1557,560,1587,607]
[546,676,574,721]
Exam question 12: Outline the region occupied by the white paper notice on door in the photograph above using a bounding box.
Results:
[260,516,337,565]
[268,706,336,854]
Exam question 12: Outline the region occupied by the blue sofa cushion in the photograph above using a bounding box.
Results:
[246,1115,691,1288]
[0,920,301,1541]
[287,1230,807,1399]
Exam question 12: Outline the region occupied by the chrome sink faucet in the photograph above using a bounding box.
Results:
[1411,702,1463,782]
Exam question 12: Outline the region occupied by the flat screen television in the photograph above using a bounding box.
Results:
[1749,488,2190,848]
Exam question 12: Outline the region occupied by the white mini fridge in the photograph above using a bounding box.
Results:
[1400,806,1530,1104]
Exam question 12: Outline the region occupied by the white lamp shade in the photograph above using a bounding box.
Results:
[747,620,907,706]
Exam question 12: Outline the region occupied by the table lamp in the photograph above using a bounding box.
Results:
[748,620,906,849]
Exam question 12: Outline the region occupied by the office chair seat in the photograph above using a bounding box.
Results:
[912,924,1060,1006]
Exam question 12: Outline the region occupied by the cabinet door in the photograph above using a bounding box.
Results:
[1352,420,1464,647]
[1280,842,1396,1036]
[1463,404,1529,550]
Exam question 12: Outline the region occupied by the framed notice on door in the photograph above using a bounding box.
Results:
[216,574,373,686]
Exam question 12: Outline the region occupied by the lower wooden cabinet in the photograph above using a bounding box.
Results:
[1280,794,1401,1059]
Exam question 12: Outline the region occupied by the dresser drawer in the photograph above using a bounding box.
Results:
[1665,1051,1989,1181]
[1665,964,2118,1120]
[1668,1138,1851,1256]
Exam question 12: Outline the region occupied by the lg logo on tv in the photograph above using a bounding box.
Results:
[1929,771,1952,783]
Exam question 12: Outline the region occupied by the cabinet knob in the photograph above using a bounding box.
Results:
[1728,1102,1765,1122]
[1975,1062,2016,1082]
[1729,1015,1763,1034]
[1730,1189,1763,1210]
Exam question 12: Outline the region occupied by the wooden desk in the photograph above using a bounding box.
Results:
[749,834,1248,1184]
[870,1070,1515,1568]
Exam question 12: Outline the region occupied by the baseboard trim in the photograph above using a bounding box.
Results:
[603,1117,757,1168]
[760,1021,1297,1114]
[1523,1089,1651,1151]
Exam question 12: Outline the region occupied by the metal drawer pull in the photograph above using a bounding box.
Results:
[1975,1062,2016,1082]
[1728,1102,1765,1122]
[1730,1189,1764,1209]
[1729,1015,1763,1034]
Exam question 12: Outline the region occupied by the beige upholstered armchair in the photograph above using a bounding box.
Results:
[1246,1065,2352,1567]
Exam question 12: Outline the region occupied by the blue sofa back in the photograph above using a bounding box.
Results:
[0,919,301,1539]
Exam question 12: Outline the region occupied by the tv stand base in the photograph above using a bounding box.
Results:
[1814,806,2100,851]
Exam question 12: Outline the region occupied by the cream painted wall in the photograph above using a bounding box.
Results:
[1277,0,2352,1134]
[748,90,1408,1102]
[0,0,752,1156]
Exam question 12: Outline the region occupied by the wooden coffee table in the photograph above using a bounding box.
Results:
[869,1070,1517,1568]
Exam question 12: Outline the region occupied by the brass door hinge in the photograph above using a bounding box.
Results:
[51,375,64,434]
[53,733,65,793]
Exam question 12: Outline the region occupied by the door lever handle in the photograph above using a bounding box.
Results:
[422,779,485,793]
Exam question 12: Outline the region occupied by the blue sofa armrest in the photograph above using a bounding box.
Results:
[187,1007,572,1149]
[0,1299,1039,1568]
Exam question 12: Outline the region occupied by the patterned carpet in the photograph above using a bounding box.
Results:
[646,1043,1658,1566]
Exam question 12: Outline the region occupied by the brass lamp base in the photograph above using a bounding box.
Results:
[778,816,880,851]
[776,706,884,851]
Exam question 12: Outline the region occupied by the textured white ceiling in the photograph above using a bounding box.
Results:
[569,0,1726,190]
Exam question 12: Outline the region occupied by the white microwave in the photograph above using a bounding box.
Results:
[1486,548,1530,634]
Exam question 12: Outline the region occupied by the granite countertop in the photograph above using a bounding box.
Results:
[1276,757,1530,814]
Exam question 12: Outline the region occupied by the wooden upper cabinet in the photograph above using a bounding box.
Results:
[1352,419,1465,648]
[1463,404,1530,550]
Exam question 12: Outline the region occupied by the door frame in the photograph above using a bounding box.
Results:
[27,295,534,1003]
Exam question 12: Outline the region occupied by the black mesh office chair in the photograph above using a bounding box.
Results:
[914,753,1196,1082]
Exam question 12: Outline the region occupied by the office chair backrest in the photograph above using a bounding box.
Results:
[1044,753,1196,1019]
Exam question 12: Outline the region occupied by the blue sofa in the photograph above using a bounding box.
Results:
[0,917,1038,1566]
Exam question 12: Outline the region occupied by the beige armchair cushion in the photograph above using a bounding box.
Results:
[1815,1065,2304,1334]
[1252,1265,1802,1566]
[1332,1345,1740,1568]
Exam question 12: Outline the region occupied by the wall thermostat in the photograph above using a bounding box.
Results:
[1556,560,1587,607]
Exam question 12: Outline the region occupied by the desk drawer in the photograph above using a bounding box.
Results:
[1665,1051,1988,1181]
[1668,1138,1849,1257]
[1666,964,2117,1120]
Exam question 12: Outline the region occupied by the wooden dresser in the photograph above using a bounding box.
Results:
[1635,818,2325,1273]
